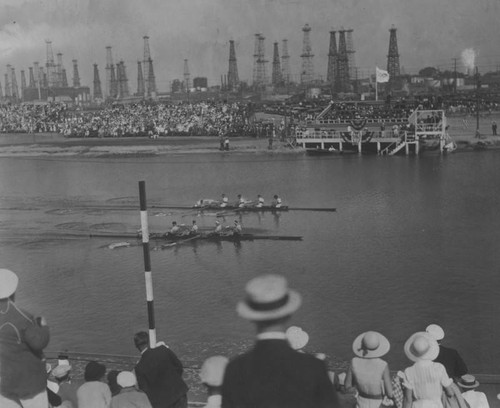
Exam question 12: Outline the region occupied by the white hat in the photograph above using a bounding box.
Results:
[457,374,480,389]
[404,332,440,362]
[426,324,445,341]
[0,269,18,299]
[286,326,309,350]
[352,331,390,359]
[237,274,302,321]
[52,365,72,379]
[199,356,229,386]
[117,371,136,388]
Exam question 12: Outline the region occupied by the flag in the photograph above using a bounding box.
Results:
[376,67,390,83]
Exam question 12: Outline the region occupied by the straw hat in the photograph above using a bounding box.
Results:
[426,324,445,341]
[404,332,439,362]
[237,274,302,321]
[0,269,18,299]
[52,365,72,379]
[199,356,229,386]
[286,326,309,350]
[117,371,136,388]
[457,374,480,389]
[352,331,390,359]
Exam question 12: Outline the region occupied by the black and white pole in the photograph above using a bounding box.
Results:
[139,181,157,348]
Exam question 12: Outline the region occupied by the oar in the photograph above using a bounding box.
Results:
[160,234,201,249]
[288,207,337,212]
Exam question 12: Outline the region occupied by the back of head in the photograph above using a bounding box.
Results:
[117,371,137,388]
[0,268,19,300]
[134,331,149,350]
[84,361,106,382]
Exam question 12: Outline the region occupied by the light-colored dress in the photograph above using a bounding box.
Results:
[348,357,392,408]
[404,360,452,408]
[77,381,112,408]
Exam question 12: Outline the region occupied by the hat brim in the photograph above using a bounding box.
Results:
[237,290,302,321]
[458,381,480,389]
[404,332,439,362]
[352,332,390,358]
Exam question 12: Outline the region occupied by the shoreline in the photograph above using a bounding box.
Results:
[0,132,500,157]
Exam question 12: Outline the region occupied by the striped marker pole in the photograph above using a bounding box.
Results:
[139,181,157,348]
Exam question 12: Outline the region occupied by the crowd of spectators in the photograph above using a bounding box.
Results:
[1,268,492,408]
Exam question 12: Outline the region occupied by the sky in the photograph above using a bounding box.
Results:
[0,0,499,93]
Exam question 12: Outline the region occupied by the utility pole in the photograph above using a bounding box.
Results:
[475,66,480,137]
[452,58,458,94]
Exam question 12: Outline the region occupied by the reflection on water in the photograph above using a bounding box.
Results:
[1,152,500,373]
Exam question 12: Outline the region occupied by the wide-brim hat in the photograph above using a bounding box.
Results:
[0,269,18,299]
[199,355,229,386]
[52,364,72,379]
[237,274,302,321]
[458,374,480,389]
[353,331,390,358]
[404,332,439,362]
[426,324,445,341]
[286,326,309,350]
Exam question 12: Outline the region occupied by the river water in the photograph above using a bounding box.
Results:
[1,150,499,374]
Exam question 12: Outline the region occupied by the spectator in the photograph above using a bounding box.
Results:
[199,356,229,408]
[107,370,122,397]
[425,324,468,381]
[134,331,188,408]
[0,268,50,408]
[491,121,497,136]
[402,332,454,408]
[77,361,111,408]
[46,363,62,408]
[110,371,152,408]
[53,363,82,408]
[345,331,394,408]
[221,274,338,408]
[457,375,489,408]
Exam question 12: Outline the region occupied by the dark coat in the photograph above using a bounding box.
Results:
[435,345,468,379]
[135,345,188,408]
[221,339,339,408]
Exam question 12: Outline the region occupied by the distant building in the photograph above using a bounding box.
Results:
[22,86,91,103]
[193,77,208,89]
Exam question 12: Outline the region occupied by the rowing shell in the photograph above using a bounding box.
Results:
[152,205,337,212]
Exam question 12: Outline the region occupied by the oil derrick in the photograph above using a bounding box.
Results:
[227,40,239,90]
[118,61,129,98]
[300,24,314,84]
[337,29,350,92]
[326,30,337,85]
[281,39,291,84]
[0,81,3,99]
[387,25,400,83]
[62,69,68,87]
[72,60,80,87]
[33,62,40,88]
[137,61,145,96]
[105,46,116,98]
[29,67,35,88]
[45,40,57,87]
[56,53,63,87]
[345,29,357,80]
[272,42,282,86]
[20,70,26,100]
[93,63,103,100]
[4,71,10,97]
[183,59,190,92]
[143,36,157,97]
[252,34,267,88]
[10,67,19,100]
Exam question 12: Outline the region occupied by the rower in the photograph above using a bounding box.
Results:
[170,221,180,235]
[214,220,223,235]
[237,194,250,208]
[195,198,218,208]
[191,220,199,234]
[271,194,282,208]
[220,193,229,208]
[232,220,242,235]
[256,194,265,208]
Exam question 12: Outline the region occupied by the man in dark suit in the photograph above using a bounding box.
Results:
[221,274,339,408]
[426,324,468,380]
[134,331,189,408]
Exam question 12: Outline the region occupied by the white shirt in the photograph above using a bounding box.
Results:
[461,391,490,408]
[203,394,222,408]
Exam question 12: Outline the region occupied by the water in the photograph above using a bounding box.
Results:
[1,150,500,374]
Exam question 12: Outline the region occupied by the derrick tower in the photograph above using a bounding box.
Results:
[28,67,35,88]
[387,25,400,81]
[0,81,3,99]
[105,46,118,99]
[118,61,129,98]
[93,63,103,100]
[337,29,350,92]
[10,67,19,100]
[45,40,57,88]
[227,40,239,91]
[20,70,27,92]
[61,69,68,87]
[56,53,63,87]
[300,24,314,84]
[4,69,10,98]
[183,59,190,92]
[326,29,337,85]
[252,34,267,88]
[345,29,357,80]
[281,39,291,84]
[137,61,145,96]
[72,60,80,87]
[272,42,282,86]
[33,62,40,89]
[143,36,157,97]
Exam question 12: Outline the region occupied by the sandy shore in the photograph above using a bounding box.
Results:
[0,115,499,157]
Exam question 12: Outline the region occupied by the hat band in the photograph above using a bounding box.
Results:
[246,294,289,311]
